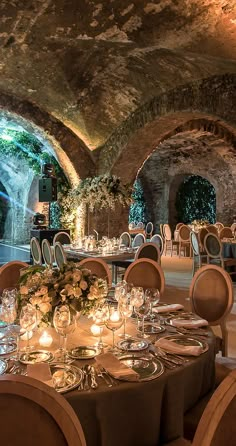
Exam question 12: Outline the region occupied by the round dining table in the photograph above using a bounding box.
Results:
[19,312,216,446]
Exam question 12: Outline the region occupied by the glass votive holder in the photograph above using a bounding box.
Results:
[90,324,103,337]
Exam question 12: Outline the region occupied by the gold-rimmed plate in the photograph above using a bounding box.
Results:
[19,350,54,365]
[165,314,201,326]
[137,323,165,335]
[0,341,17,357]
[114,355,164,381]
[50,363,83,393]
[68,346,100,360]
[159,335,208,354]
[117,338,149,352]
[0,359,7,374]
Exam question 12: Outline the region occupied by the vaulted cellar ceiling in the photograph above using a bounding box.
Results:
[1,1,236,152]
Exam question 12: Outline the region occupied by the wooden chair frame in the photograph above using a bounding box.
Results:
[132,233,146,248]
[119,232,131,248]
[145,222,154,238]
[178,224,191,258]
[135,242,161,264]
[150,234,164,255]
[124,258,165,295]
[42,239,53,267]
[79,257,112,286]
[30,237,42,265]
[53,231,72,246]
[163,224,179,256]
[54,241,67,269]
[0,261,28,293]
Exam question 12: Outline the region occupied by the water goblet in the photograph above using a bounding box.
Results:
[135,297,151,339]
[53,305,76,363]
[130,286,144,319]
[144,288,160,320]
[92,304,109,350]
[105,305,124,352]
[118,294,133,339]
[19,304,37,360]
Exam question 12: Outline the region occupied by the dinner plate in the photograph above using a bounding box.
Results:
[137,323,165,335]
[0,341,17,356]
[116,338,149,352]
[161,335,208,353]
[19,350,54,365]
[50,363,83,393]
[68,345,100,360]
[0,359,7,374]
[115,355,164,381]
[165,314,200,326]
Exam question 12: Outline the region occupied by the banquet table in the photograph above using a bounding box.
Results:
[19,311,216,446]
[64,246,135,263]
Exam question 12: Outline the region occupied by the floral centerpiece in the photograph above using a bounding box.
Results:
[18,262,108,326]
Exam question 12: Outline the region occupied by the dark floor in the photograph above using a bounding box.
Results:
[0,242,30,265]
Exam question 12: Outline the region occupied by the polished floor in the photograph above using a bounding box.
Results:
[0,242,30,265]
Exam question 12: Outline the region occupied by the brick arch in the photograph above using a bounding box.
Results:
[0,90,95,185]
[106,73,236,182]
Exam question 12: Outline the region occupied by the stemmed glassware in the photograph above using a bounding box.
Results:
[135,297,151,339]
[118,293,133,339]
[144,288,160,321]
[53,305,76,363]
[130,286,144,319]
[19,304,37,360]
[92,304,109,350]
[105,305,124,352]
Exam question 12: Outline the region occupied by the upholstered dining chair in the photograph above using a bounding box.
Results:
[206,225,218,236]
[219,226,233,240]
[30,237,42,265]
[132,233,145,248]
[204,233,236,273]
[41,238,54,267]
[189,264,233,356]
[79,257,112,286]
[135,242,161,264]
[190,231,207,276]
[53,231,72,246]
[0,374,86,446]
[178,224,191,258]
[175,222,184,231]
[54,241,67,269]
[119,231,131,248]
[198,227,209,251]
[163,369,236,446]
[230,222,236,234]
[163,224,179,256]
[145,221,154,239]
[124,258,165,295]
[150,234,164,255]
[215,222,224,232]
[0,260,28,294]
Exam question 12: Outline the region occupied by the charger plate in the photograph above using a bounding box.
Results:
[137,324,165,335]
[117,338,149,352]
[50,363,83,393]
[165,314,201,326]
[0,341,17,356]
[68,345,100,360]
[115,355,164,381]
[0,359,7,375]
[159,335,208,354]
[19,350,54,364]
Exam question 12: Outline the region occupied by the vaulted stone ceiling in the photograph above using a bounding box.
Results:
[1,0,236,157]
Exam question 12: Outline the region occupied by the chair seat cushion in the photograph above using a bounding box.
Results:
[183,391,213,440]
[215,357,236,386]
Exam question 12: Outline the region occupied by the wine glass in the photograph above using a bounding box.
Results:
[53,305,76,363]
[144,288,160,320]
[105,305,124,352]
[92,304,109,350]
[135,297,151,339]
[118,294,133,339]
[19,304,37,360]
[114,280,127,302]
[130,286,144,319]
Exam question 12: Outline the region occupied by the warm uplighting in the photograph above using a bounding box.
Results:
[39,330,53,347]
[90,324,103,337]
[110,311,120,322]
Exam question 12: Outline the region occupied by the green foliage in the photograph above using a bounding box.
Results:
[129,179,146,224]
[176,176,216,224]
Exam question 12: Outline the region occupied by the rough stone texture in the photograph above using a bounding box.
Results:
[139,130,236,232]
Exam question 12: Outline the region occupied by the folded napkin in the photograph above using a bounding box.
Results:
[153,304,184,313]
[96,352,139,382]
[155,338,204,356]
[170,318,208,329]
[27,363,53,387]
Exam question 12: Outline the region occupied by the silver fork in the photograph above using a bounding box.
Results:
[96,366,113,387]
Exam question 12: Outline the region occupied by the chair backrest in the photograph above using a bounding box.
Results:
[30,237,42,265]
[189,264,233,326]
[204,233,222,258]
[215,222,224,231]
[132,233,145,248]
[199,227,209,249]
[150,234,164,255]
[192,369,236,446]
[124,258,165,295]
[54,242,67,269]
[179,224,191,241]
[79,258,112,286]
[0,375,86,446]
[176,222,184,231]
[163,224,172,241]
[42,239,53,267]
[207,225,219,236]
[53,231,71,246]
[0,261,29,294]
[137,222,144,229]
[159,224,164,238]
[219,227,233,240]
[145,222,153,237]
[135,242,161,264]
[230,223,236,233]
[119,232,131,248]
[190,231,200,256]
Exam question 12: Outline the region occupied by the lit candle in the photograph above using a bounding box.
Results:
[39,331,53,347]
[90,324,103,336]
[110,311,120,322]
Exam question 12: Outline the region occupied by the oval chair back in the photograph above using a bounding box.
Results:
[150,234,164,255]
[54,242,67,270]
[41,239,53,267]
[189,264,233,356]
[230,223,236,234]
[0,374,86,446]
[176,222,184,231]
[145,222,153,238]
[207,225,219,236]
[53,232,71,246]
[215,222,224,231]
[124,258,165,295]
[119,232,131,248]
[135,242,161,264]
[198,227,209,251]
[132,233,145,248]
[204,233,222,259]
[30,237,42,265]
[219,227,233,240]
[79,258,112,287]
[0,261,28,294]
[178,224,191,241]
[163,224,172,241]
[190,231,200,256]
